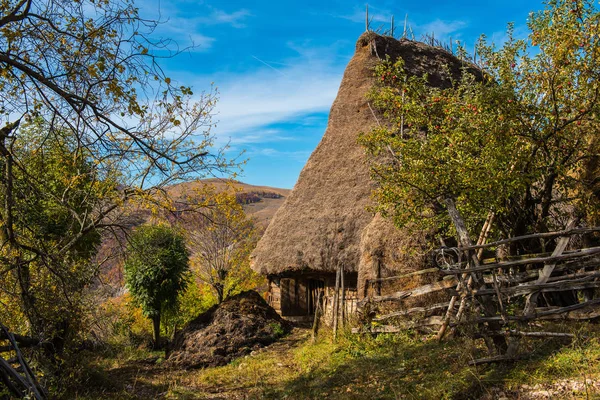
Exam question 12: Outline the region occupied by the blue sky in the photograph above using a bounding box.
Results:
[141,0,545,189]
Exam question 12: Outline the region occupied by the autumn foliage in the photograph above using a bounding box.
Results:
[360,0,600,248]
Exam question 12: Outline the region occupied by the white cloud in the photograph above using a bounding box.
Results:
[197,46,345,147]
[247,148,312,162]
[206,9,251,28]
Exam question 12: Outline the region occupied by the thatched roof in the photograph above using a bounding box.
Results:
[251,32,474,276]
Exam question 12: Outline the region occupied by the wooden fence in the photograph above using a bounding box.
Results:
[0,324,46,399]
[355,208,600,364]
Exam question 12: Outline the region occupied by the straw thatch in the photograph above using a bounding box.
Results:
[251,32,475,282]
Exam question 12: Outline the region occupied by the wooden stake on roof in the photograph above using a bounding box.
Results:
[403,14,408,38]
[391,15,394,37]
[365,4,369,32]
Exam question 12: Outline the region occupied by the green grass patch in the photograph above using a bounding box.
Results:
[63,323,600,399]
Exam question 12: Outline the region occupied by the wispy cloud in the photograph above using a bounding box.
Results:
[334,5,391,25]
[205,9,252,28]
[198,44,346,147]
[248,148,312,162]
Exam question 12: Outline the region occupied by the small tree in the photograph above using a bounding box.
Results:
[185,189,260,304]
[124,224,189,348]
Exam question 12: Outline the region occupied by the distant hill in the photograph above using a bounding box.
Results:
[168,178,290,229]
[95,179,289,290]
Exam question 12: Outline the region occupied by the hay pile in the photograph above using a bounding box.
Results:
[168,291,291,369]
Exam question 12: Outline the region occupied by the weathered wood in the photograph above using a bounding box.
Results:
[458,226,600,252]
[524,218,578,315]
[442,246,600,275]
[0,356,28,396]
[466,298,600,324]
[365,268,439,284]
[470,279,600,298]
[365,277,458,303]
[311,290,323,344]
[439,212,495,340]
[341,264,346,325]
[0,356,25,398]
[444,199,509,352]
[476,211,495,260]
[332,266,340,342]
[0,331,41,349]
[374,302,452,321]
[4,330,45,400]
[505,267,600,286]
[352,316,444,334]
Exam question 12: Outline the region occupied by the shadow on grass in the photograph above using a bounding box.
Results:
[260,330,599,400]
[63,352,172,399]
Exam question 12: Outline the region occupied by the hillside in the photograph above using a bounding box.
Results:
[168,178,290,229]
[95,179,289,288]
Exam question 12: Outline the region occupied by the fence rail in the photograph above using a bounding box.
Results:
[357,221,600,364]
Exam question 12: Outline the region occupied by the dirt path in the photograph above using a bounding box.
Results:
[86,327,310,399]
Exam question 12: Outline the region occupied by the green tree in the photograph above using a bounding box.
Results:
[124,224,190,348]
[360,0,600,250]
[0,0,233,354]
[0,119,115,354]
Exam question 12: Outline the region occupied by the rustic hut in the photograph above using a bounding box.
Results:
[250,32,477,321]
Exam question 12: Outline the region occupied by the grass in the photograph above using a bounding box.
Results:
[63,323,600,399]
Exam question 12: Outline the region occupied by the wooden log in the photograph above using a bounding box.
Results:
[332,266,340,342]
[351,316,444,334]
[457,226,600,252]
[470,279,600,298]
[524,218,578,315]
[465,298,600,324]
[440,212,495,340]
[0,356,28,396]
[0,330,40,349]
[512,269,600,285]
[0,357,24,398]
[341,264,346,326]
[443,198,508,353]
[365,267,439,284]
[374,302,452,321]
[364,277,458,303]
[311,290,323,343]
[6,332,44,400]
[442,246,600,275]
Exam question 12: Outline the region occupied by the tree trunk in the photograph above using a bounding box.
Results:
[341,264,346,326]
[152,314,161,349]
[332,266,340,342]
[215,284,224,304]
[311,290,323,344]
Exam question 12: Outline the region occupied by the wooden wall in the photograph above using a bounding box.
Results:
[267,272,359,323]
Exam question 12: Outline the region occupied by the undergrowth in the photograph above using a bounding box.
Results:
[64,323,600,399]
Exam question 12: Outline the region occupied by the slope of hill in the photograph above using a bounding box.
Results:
[168,178,290,229]
[95,179,289,289]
